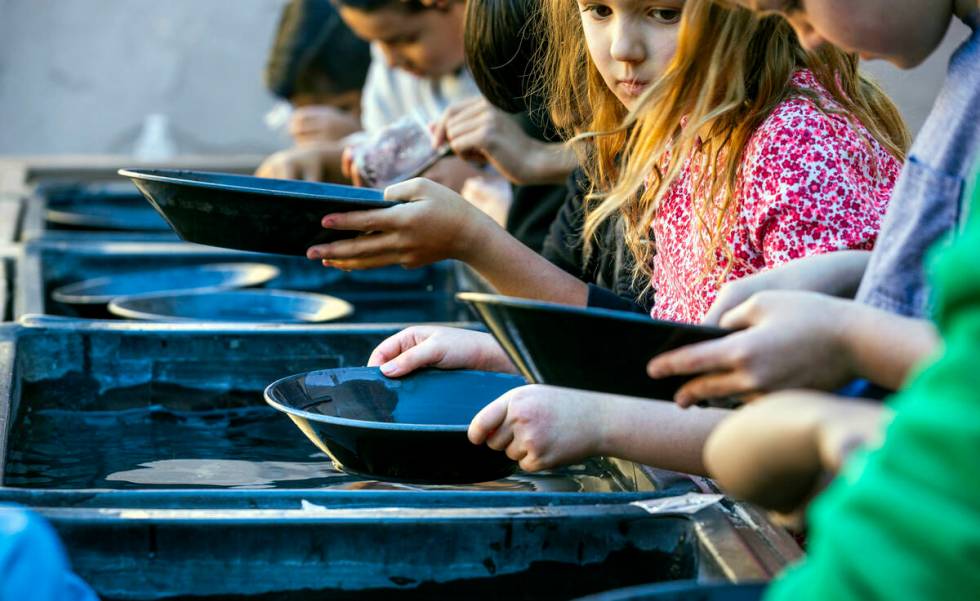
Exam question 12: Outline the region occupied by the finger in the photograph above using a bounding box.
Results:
[672,371,755,408]
[431,114,450,147]
[384,177,439,202]
[367,329,418,367]
[322,253,405,271]
[646,336,741,379]
[718,297,763,330]
[341,147,354,180]
[469,397,509,445]
[449,99,488,126]
[505,441,527,462]
[308,232,400,261]
[446,128,488,158]
[703,288,746,326]
[277,161,299,181]
[379,338,448,377]
[485,423,514,451]
[301,160,322,182]
[318,207,400,234]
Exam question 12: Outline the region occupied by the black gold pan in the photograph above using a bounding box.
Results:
[119,168,395,256]
[457,292,732,402]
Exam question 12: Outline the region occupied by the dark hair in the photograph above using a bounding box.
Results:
[265,0,372,100]
[464,0,543,114]
[330,0,429,13]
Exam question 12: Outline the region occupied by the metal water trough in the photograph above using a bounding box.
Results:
[14,239,471,325]
[0,318,800,600]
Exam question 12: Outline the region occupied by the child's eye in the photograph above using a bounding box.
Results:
[649,8,681,24]
[582,4,613,19]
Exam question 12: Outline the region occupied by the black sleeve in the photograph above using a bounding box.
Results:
[586,284,646,314]
[540,168,590,278]
[505,183,567,254]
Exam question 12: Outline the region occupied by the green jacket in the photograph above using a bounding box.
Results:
[766,173,980,599]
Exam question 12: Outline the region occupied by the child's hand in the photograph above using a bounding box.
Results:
[702,251,871,326]
[460,175,513,227]
[704,390,890,516]
[306,177,497,270]
[646,291,860,407]
[255,143,344,182]
[468,385,607,472]
[367,326,516,377]
[418,155,485,193]
[289,106,360,146]
[647,290,937,407]
[432,97,574,186]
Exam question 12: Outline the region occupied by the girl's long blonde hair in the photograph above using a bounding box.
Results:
[567,0,910,285]
[535,0,628,192]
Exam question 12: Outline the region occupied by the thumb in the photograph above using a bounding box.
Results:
[468,396,510,445]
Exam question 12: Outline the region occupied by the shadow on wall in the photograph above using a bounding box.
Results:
[0,0,291,156]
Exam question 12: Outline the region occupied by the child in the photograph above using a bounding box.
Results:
[644,0,980,406]
[256,0,483,190]
[704,165,980,600]
[264,0,371,145]
[366,0,906,474]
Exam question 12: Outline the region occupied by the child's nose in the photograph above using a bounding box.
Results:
[610,26,647,64]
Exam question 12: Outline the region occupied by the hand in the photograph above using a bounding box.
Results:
[704,390,890,515]
[255,143,344,182]
[460,176,513,227]
[647,291,859,407]
[468,385,608,472]
[289,106,360,146]
[340,146,364,187]
[367,325,516,377]
[432,97,574,185]
[703,251,871,325]
[419,155,485,193]
[307,177,497,269]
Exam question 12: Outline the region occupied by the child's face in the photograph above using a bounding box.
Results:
[339,3,466,79]
[735,0,955,68]
[292,90,363,117]
[578,0,683,111]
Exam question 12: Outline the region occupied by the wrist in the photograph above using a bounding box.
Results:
[524,141,575,186]
[452,210,498,264]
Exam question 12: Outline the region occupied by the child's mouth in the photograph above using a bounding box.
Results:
[617,79,650,96]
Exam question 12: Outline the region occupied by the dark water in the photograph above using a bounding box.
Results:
[5,383,635,492]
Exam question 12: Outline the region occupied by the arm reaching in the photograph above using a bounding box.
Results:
[308,178,589,305]
[469,384,730,475]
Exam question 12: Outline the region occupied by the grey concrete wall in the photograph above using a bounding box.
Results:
[0,0,290,156]
[0,1,972,156]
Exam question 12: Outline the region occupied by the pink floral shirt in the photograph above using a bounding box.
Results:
[650,70,901,323]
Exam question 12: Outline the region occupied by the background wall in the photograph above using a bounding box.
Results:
[0,1,972,156]
[0,0,290,156]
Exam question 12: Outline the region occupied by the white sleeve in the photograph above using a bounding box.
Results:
[360,44,402,134]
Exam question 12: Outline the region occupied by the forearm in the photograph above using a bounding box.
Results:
[597,396,731,476]
[460,218,589,306]
[788,250,871,298]
[524,142,579,186]
[841,305,940,389]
